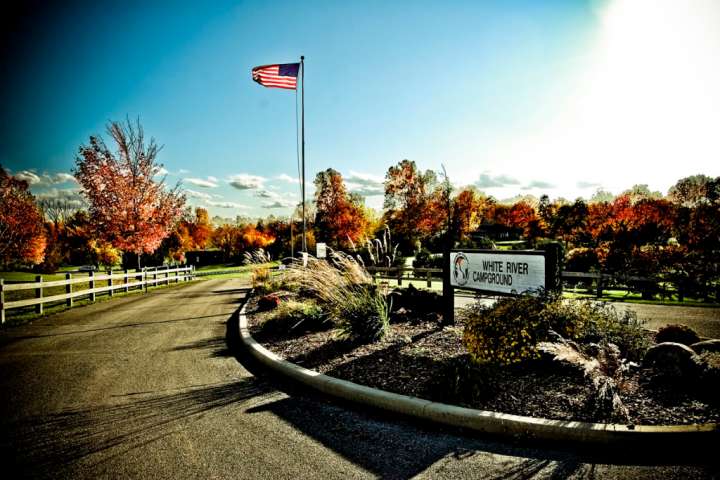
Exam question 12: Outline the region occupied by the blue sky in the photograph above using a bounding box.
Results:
[2,0,719,218]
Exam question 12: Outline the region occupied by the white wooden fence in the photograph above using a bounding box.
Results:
[0,266,195,324]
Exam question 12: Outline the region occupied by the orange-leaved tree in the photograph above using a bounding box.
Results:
[74,119,185,269]
[383,159,438,252]
[314,168,369,249]
[0,166,47,267]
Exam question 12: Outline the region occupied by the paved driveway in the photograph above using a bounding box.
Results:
[0,279,716,479]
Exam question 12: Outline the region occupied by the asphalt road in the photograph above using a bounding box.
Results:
[0,279,717,479]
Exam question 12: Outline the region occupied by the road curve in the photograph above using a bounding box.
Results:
[0,279,716,479]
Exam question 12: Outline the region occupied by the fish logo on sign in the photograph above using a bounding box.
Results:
[453,253,469,286]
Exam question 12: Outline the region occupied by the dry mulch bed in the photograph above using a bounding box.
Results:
[246,294,720,426]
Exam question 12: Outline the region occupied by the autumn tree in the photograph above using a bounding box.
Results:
[668,174,718,207]
[74,119,185,268]
[188,207,212,249]
[314,168,369,249]
[383,160,438,252]
[210,224,239,261]
[0,166,46,267]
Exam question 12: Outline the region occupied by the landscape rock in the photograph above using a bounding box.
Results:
[655,324,700,346]
[690,339,720,355]
[695,352,720,399]
[643,342,701,379]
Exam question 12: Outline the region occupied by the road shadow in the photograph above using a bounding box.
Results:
[229,306,719,478]
[0,377,273,479]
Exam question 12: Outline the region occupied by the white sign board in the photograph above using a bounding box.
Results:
[316,242,327,259]
[450,251,545,295]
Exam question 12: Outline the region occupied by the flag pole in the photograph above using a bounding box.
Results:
[300,55,307,253]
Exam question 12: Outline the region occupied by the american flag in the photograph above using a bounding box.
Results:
[252,63,300,90]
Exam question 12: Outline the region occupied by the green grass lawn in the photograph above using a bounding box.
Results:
[194,262,279,280]
[1,276,196,327]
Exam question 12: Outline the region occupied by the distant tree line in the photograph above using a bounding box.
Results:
[1,121,718,300]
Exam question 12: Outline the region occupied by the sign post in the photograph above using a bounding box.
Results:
[316,242,327,259]
[447,248,560,311]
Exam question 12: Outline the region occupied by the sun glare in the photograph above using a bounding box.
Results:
[487,0,720,197]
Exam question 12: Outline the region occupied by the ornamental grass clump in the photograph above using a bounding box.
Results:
[283,252,390,343]
[538,337,635,422]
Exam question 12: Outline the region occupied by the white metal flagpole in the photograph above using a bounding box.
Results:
[300,55,306,253]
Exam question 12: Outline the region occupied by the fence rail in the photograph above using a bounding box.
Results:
[366,266,658,298]
[0,266,195,324]
[367,266,443,287]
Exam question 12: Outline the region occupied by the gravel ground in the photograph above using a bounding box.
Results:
[248,297,720,426]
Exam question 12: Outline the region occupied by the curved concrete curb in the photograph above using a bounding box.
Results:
[238,298,718,448]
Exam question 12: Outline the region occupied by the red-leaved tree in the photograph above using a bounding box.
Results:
[74,119,185,268]
[0,166,47,267]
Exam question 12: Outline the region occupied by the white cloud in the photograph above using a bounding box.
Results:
[35,188,86,207]
[276,173,299,184]
[577,181,602,189]
[473,172,521,189]
[15,170,43,185]
[178,169,191,174]
[522,180,556,190]
[14,170,78,186]
[255,189,280,200]
[229,174,265,190]
[206,200,248,209]
[184,177,218,188]
[345,171,385,196]
[262,200,295,209]
[184,189,213,200]
[153,167,169,176]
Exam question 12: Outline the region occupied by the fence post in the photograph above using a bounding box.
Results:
[89,271,96,302]
[397,268,402,286]
[108,269,114,297]
[426,270,432,288]
[66,273,72,307]
[175,269,179,284]
[165,268,169,286]
[124,269,129,293]
[35,275,43,314]
[143,268,148,293]
[596,273,603,299]
[1,279,5,324]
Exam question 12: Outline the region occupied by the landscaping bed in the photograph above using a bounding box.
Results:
[247,291,720,426]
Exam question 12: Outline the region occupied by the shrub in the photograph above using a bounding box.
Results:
[390,284,443,316]
[260,300,329,335]
[655,324,700,346]
[565,247,599,273]
[412,248,444,269]
[462,295,551,365]
[283,252,390,343]
[462,295,650,366]
[550,301,650,362]
[252,266,270,287]
[258,293,280,311]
